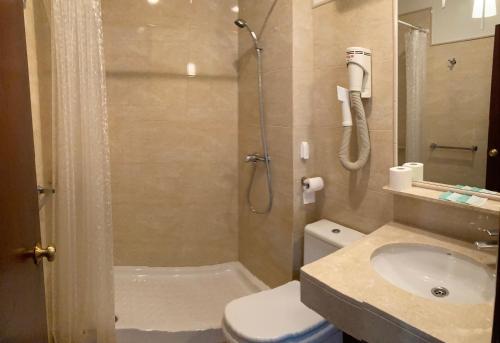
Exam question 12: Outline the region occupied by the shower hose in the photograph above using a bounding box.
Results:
[247,48,273,214]
[339,91,371,170]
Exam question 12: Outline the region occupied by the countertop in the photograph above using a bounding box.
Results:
[300,222,496,343]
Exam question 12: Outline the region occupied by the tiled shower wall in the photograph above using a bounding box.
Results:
[237,0,295,287]
[102,0,239,266]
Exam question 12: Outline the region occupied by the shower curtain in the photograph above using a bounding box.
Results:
[405,30,428,162]
[51,0,115,342]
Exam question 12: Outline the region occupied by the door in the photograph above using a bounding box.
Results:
[0,0,48,341]
[486,24,500,191]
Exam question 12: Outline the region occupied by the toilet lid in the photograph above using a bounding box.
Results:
[223,281,327,342]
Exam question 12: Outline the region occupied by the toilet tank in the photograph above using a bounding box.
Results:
[304,219,365,265]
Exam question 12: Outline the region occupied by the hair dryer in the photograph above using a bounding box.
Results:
[338,47,372,171]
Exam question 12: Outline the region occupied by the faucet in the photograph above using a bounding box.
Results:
[474,229,499,250]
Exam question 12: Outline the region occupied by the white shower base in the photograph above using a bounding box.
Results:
[114,262,268,343]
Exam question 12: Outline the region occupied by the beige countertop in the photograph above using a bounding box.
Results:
[301,222,496,343]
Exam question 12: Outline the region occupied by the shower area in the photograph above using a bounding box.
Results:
[102,0,276,340]
[23,0,304,340]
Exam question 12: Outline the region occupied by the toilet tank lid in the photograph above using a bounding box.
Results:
[305,219,365,248]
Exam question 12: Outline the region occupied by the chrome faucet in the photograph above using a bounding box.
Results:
[474,229,499,250]
[244,153,268,163]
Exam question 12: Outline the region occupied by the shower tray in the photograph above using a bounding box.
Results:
[114,262,268,343]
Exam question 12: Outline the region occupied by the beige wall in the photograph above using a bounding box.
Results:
[399,9,493,188]
[394,195,499,243]
[238,0,295,287]
[26,0,52,190]
[292,0,319,277]
[101,0,493,285]
[103,0,239,266]
[24,0,53,337]
[311,0,395,235]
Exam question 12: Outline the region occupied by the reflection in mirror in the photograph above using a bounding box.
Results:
[398,0,500,192]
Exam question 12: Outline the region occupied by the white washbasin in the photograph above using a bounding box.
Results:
[370,243,495,304]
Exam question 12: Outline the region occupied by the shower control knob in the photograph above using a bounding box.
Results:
[489,148,498,158]
[245,154,266,163]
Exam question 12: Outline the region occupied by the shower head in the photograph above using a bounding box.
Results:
[234,18,261,50]
[234,19,247,28]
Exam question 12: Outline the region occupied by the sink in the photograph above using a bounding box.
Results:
[370,243,495,304]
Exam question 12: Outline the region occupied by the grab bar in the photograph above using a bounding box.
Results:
[430,143,478,152]
[37,185,55,194]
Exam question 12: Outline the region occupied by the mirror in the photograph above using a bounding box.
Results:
[397,0,500,193]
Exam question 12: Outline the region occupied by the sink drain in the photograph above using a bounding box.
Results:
[431,287,449,298]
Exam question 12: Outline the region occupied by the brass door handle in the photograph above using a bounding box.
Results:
[489,148,498,157]
[33,243,56,264]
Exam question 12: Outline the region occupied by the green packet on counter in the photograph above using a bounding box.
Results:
[439,191,487,207]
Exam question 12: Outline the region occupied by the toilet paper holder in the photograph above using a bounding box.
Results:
[301,177,310,189]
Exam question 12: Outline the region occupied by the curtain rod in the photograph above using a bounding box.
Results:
[398,20,429,33]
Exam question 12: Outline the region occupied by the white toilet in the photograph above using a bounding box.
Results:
[222,219,365,343]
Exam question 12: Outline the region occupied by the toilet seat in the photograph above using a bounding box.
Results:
[222,281,340,343]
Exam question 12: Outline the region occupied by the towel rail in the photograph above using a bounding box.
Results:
[430,143,478,152]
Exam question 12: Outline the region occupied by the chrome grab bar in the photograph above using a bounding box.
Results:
[37,185,55,194]
[430,143,478,152]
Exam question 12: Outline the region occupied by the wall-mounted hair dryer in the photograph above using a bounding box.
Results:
[338,47,372,171]
[346,47,371,97]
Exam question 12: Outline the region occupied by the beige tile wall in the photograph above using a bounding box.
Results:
[292,0,318,277]
[102,0,492,282]
[399,9,493,188]
[103,0,239,266]
[24,0,54,334]
[238,0,295,287]
[239,0,397,284]
[310,0,395,235]
[393,195,499,243]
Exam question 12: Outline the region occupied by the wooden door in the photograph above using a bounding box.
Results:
[0,0,48,341]
[486,25,500,191]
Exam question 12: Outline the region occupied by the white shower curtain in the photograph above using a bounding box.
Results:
[405,30,428,162]
[51,0,115,342]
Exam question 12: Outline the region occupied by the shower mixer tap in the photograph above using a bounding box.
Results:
[245,153,268,163]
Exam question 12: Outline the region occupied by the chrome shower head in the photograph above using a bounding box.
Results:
[234,18,261,50]
[234,19,247,28]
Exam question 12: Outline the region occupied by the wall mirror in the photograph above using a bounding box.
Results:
[397,0,500,193]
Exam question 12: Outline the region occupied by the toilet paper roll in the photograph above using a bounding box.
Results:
[389,166,413,191]
[303,177,324,192]
[403,162,424,182]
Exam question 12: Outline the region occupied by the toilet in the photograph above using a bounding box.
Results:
[222,219,365,343]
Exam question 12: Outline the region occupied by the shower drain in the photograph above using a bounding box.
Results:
[431,287,449,298]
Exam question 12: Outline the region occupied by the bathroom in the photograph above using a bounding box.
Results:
[1,0,500,342]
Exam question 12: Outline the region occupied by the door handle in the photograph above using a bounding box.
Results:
[33,243,56,264]
[489,148,498,157]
